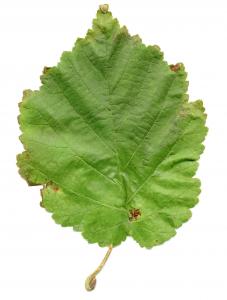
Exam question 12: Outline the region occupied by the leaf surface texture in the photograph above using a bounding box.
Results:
[17,9,207,247]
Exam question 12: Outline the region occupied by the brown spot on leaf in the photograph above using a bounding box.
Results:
[42,66,51,75]
[53,186,59,192]
[129,208,141,221]
[50,184,59,192]
[46,181,59,192]
[40,67,52,82]
[170,63,181,72]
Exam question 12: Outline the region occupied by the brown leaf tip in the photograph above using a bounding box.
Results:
[99,4,109,13]
[170,63,181,72]
[42,66,52,75]
[129,208,141,221]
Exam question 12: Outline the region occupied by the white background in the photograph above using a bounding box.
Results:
[0,0,226,299]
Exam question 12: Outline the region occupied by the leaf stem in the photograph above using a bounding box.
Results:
[85,245,113,291]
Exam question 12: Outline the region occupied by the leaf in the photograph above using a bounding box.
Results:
[17,6,207,249]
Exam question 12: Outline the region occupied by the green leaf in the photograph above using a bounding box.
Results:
[17,7,207,248]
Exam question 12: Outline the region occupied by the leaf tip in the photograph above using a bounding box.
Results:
[99,4,109,13]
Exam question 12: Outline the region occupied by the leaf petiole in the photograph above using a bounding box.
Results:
[85,245,113,291]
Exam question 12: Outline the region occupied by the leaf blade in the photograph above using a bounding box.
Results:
[17,8,207,248]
